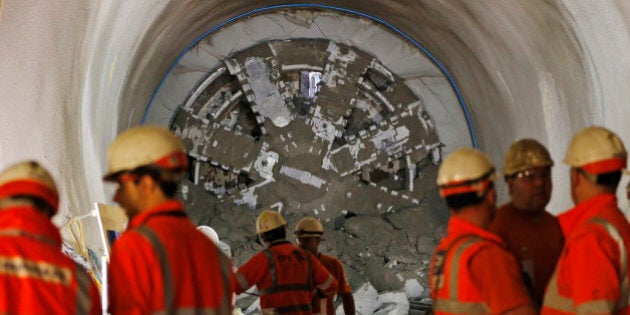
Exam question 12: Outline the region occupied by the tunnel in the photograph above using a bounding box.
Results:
[2,0,630,313]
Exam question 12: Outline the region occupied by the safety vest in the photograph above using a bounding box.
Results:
[543,218,630,315]
[234,242,325,314]
[135,225,233,315]
[260,246,313,314]
[431,235,491,315]
[0,229,95,314]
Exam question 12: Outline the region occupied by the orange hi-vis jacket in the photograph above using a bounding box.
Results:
[233,240,338,314]
[0,206,101,315]
[542,194,630,315]
[108,200,233,315]
[311,253,353,315]
[430,217,532,315]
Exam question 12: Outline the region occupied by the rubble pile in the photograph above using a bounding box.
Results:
[181,162,447,313]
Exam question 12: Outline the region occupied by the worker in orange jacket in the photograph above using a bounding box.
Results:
[490,139,564,308]
[294,216,355,315]
[430,148,536,315]
[103,125,233,314]
[233,210,338,315]
[0,161,101,314]
[542,126,630,315]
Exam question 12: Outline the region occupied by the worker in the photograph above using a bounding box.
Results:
[490,139,564,308]
[197,225,244,315]
[0,161,101,314]
[233,209,338,315]
[542,126,630,315]
[294,216,355,315]
[430,148,536,315]
[103,125,233,314]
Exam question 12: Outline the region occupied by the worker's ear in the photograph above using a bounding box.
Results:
[570,167,586,189]
[136,174,159,193]
[484,185,497,207]
[570,167,578,184]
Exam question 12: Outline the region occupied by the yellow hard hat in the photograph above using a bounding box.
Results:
[256,210,287,234]
[564,126,627,174]
[294,217,324,238]
[437,148,496,197]
[103,125,188,181]
[503,139,554,176]
[0,161,59,214]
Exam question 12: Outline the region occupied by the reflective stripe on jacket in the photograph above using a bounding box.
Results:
[430,217,532,315]
[135,225,233,314]
[0,206,101,315]
[542,194,630,315]
[108,200,233,314]
[311,253,353,315]
[234,240,337,314]
[431,234,491,315]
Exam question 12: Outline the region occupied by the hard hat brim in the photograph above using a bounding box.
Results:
[103,170,125,182]
[295,231,324,238]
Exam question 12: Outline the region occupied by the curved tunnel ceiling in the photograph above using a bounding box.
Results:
[115,1,630,216]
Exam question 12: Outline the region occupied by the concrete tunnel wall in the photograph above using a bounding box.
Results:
[1,0,630,257]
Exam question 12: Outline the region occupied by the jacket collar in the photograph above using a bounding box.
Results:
[127,200,185,229]
[447,216,505,245]
[558,193,617,236]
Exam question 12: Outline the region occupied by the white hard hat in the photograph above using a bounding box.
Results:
[564,126,627,174]
[256,210,286,234]
[104,125,188,181]
[503,139,553,176]
[197,225,219,244]
[437,148,496,197]
[0,161,59,214]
